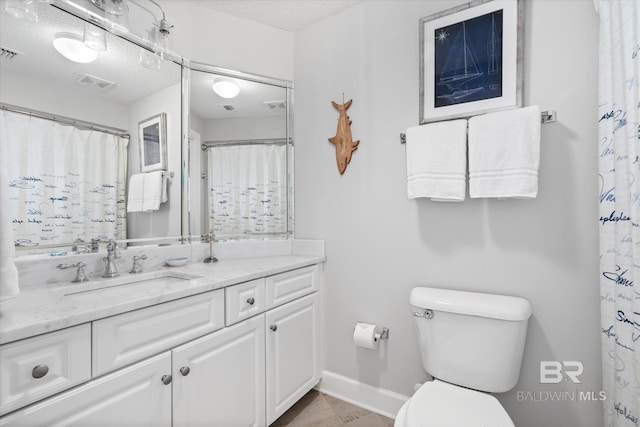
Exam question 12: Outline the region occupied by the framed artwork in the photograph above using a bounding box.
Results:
[138,113,167,172]
[419,0,524,124]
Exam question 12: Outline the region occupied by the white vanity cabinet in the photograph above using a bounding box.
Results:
[0,324,91,416]
[172,314,266,426]
[0,352,173,426]
[266,292,321,425]
[0,262,322,427]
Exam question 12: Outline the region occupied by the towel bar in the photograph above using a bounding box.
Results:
[400,110,556,144]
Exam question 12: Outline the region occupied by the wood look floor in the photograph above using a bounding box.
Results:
[271,390,395,427]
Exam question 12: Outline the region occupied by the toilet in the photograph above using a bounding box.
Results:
[395,287,532,427]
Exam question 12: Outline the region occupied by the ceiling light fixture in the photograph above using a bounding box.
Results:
[212,78,240,99]
[53,32,98,63]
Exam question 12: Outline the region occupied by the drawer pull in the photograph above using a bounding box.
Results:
[161,374,172,385]
[270,324,278,332]
[32,365,49,379]
[180,366,190,376]
[246,297,255,305]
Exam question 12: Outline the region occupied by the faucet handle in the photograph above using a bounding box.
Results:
[57,262,89,283]
[130,255,148,274]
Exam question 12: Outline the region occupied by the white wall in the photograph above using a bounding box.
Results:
[0,68,127,128]
[294,1,601,426]
[127,82,182,239]
[157,0,294,81]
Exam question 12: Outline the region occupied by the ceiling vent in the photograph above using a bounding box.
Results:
[74,73,116,90]
[263,100,286,110]
[220,104,235,111]
[0,46,24,60]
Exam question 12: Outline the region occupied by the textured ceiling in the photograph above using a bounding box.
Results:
[187,0,364,32]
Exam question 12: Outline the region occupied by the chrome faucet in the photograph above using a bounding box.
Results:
[103,239,120,278]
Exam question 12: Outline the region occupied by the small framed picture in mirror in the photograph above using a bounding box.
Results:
[138,113,167,172]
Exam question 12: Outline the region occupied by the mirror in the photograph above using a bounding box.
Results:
[187,65,294,240]
[0,1,183,255]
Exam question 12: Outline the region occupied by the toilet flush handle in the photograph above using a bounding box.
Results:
[413,309,434,319]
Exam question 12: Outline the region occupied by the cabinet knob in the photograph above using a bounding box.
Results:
[180,366,190,376]
[161,374,172,385]
[32,365,49,379]
[246,297,255,305]
[270,324,278,332]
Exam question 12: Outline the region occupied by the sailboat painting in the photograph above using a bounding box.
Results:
[434,9,503,107]
[419,0,523,124]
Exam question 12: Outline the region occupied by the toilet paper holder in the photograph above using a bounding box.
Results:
[378,327,390,341]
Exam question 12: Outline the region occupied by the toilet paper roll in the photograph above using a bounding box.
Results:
[353,322,379,350]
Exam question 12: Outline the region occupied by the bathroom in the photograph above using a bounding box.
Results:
[0,0,627,426]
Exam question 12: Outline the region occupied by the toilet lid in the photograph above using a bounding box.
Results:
[406,380,515,427]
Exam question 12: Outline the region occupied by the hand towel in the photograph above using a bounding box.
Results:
[142,171,165,212]
[0,173,20,300]
[127,173,145,213]
[468,106,541,199]
[406,119,468,201]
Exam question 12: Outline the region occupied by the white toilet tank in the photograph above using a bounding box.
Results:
[410,287,532,393]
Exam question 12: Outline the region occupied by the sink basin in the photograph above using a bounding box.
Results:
[56,270,202,297]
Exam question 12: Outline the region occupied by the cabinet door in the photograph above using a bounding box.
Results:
[0,352,172,427]
[265,292,321,425]
[173,314,266,427]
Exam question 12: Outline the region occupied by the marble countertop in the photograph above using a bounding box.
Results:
[0,255,324,345]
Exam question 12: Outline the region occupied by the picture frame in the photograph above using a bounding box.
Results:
[138,113,167,172]
[419,0,523,124]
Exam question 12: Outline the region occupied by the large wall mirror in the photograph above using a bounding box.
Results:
[187,64,294,241]
[0,1,183,256]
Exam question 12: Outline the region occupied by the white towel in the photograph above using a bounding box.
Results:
[142,171,165,212]
[468,106,541,199]
[127,173,145,212]
[406,119,468,201]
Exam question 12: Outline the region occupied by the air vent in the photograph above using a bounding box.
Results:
[0,46,24,60]
[74,73,116,91]
[263,100,286,110]
[220,104,235,111]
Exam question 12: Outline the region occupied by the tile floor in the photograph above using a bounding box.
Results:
[271,389,395,427]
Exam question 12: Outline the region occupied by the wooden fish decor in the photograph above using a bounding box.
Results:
[328,99,360,175]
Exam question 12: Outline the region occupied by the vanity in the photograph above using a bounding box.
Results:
[0,1,310,424]
[0,248,324,426]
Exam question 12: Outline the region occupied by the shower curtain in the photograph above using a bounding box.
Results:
[207,143,288,237]
[0,110,128,253]
[599,1,640,426]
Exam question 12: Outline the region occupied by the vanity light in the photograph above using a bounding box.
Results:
[212,78,240,99]
[53,32,98,64]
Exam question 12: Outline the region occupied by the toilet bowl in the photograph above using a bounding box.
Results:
[394,380,514,427]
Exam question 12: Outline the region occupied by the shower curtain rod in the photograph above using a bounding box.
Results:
[0,103,130,139]
[201,138,290,150]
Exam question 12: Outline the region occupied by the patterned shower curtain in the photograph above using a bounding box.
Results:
[0,110,128,254]
[598,1,640,426]
[207,143,289,237]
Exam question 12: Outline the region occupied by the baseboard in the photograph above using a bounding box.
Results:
[316,370,410,420]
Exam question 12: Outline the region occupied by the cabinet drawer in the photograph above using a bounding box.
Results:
[266,265,319,309]
[0,352,172,427]
[0,324,91,416]
[225,278,266,325]
[93,290,224,376]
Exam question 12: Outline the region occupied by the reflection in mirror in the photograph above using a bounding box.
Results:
[188,67,293,240]
[0,2,182,256]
